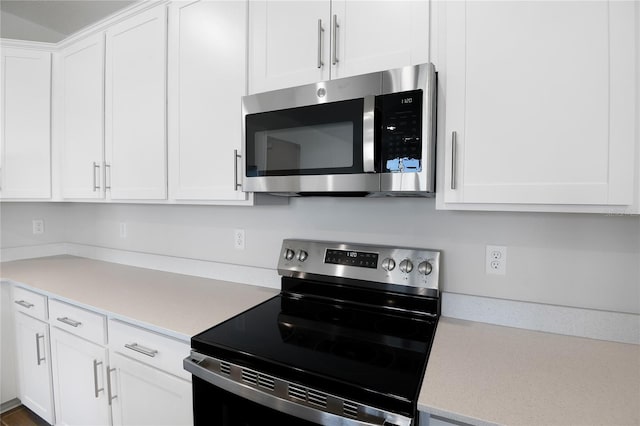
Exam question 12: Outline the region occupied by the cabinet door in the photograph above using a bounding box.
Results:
[248,0,330,93]
[441,1,636,208]
[168,0,248,201]
[14,313,55,424]
[110,352,192,426]
[0,48,51,199]
[331,1,429,79]
[105,5,168,200]
[50,327,110,426]
[60,33,106,199]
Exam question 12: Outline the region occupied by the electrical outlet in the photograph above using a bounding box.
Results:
[32,219,44,235]
[234,229,245,250]
[486,245,507,275]
[119,223,127,239]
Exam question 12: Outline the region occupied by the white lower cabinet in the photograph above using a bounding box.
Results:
[14,312,55,424]
[110,352,192,426]
[50,326,110,426]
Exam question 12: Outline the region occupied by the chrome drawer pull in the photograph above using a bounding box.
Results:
[15,300,34,309]
[125,343,158,358]
[35,333,46,365]
[107,367,117,405]
[57,317,82,327]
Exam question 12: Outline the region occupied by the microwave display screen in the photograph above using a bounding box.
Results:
[324,249,379,269]
[376,89,423,173]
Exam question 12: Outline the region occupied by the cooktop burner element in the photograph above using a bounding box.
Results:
[185,239,441,426]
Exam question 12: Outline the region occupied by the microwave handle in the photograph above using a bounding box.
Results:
[362,95,375,173]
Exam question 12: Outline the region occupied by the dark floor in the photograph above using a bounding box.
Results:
[0,406,49,426]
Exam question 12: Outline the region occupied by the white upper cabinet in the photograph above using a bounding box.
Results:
[59,33,106,200]
[168,0,248,201]
[248,0,429,94]
[438,1,637,211]
[105,5,168,200]
[0,47,51,199]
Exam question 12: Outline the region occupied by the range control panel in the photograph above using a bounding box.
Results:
[277,239,440,292]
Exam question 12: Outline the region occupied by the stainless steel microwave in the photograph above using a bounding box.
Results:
[241,63,437,196]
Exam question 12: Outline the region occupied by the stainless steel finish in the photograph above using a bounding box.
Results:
[93,162,100,191]
[284,248,295,261]
[362,95,376,173]
[399,259,413,273]
[124,343,158,358]
[57,316,82,328]
[185,351,412,426]
[93,360,104,398]
[233,149,242,190]
[317,19,324,69]
[242,63,437,196]
[14,300,34,309]
[381,258,396,271]
[450,132,457,190]
[104,163,111,190]
[297,250,308,262]
[331,14,339,65]
[35,333,45,366]
[107,367,117,405]
[278,239,440,297]
[417,261,432,276]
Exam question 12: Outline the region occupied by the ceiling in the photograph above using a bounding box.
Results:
[1,0,137,43]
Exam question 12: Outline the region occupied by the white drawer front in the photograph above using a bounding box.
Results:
[109,319,191,381]
[13,286,47,321]
[49,299,107,345]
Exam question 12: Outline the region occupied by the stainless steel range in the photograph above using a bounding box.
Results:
[184,239,441,425]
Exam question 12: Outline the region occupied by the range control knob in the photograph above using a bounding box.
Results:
[399,259,414,273]
[297,250,308,262]
[284,249,295,261]
[381,258,396,271]
[418,261,433,275]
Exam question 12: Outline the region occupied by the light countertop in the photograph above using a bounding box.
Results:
[1,255,278,341]
[3,256,638,425]
[419,317,640,425]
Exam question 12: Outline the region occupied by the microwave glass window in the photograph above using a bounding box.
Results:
[254,122,353,172]
[246,99,364,177]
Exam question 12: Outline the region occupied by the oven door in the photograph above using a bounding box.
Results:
[184,352,414,426]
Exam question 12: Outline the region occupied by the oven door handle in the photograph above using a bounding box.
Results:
[362,95,376,173]
[184,353,410,426]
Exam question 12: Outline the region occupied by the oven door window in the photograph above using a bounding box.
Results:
[245,99,364,177]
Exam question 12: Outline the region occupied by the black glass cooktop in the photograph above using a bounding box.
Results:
[192,280,438,417]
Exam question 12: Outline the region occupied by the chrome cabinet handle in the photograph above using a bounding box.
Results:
[93,162,100,191]
[104,163,111,190]
[107,367,117,405]
[332,14,339,65]
[362,95,376,173]
[450,131,458,190]
[35,333,45,366]
[15,300,34,309]
[57,316,82,327]
[233,149,242,190]
[317,19,324,69]
[93,360,104,398]
[124,343,158,358]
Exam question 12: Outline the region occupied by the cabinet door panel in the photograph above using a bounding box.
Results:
[105,5,167,200]
[0,48,51,199]
[14,313,55,424]
[50,327,110,426]
[110,352,192,426]
[331,1,429,79]
[249,1,330,93]
[442,1,636,206]
[168,0,248,201]
[60,34,105,199]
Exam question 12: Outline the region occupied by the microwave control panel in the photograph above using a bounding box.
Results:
[376,89,423,173]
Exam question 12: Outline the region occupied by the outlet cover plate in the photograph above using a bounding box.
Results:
[486,245,507,275]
